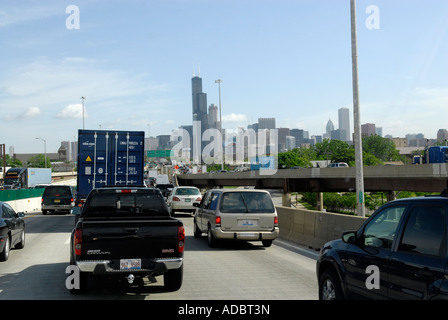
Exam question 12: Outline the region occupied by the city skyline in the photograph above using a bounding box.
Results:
[1,1,448,153]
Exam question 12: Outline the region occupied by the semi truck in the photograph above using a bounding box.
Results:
[422,146,448,164]
[76,129,145,205]
[3,167,52,189]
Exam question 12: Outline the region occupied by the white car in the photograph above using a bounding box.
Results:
[167,186,202,215]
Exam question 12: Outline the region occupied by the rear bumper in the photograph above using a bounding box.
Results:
[75,257,183,274]
[42,204,73,211]
[212,227,279,241]
[171,202,199,210]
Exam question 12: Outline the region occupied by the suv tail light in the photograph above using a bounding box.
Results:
[178,226,185,253]
[274,216,278,226]
[215,216,221,226]
[74,228,82,256]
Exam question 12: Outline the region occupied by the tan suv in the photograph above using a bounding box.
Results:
[193,189,279,247]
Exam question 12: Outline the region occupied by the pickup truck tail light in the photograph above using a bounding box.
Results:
[74,228,82,256]
[178,226,185,253]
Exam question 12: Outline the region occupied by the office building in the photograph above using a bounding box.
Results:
[338,107,351,142]
[208,104,219,130]
[258,118,276,130]
[361,123,376,137]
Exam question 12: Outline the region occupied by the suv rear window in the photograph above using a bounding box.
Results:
[43,186,72,197]
[220,192,275,213]
[83,189,169,217]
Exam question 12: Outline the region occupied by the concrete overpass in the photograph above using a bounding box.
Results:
[177,163,448,194]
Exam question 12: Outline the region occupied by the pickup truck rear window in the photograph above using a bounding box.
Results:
[220,192,275,213]
[83,191,169,217]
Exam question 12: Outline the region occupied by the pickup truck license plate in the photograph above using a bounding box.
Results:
[120,259,141,270]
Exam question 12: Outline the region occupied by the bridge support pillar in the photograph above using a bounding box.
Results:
[282,192,291,207]
[387,191,396,202]
[316,192,324,211]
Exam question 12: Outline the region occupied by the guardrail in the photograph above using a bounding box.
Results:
[276,206,367,250]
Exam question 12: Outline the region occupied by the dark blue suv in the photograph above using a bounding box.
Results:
[316,194,448,300]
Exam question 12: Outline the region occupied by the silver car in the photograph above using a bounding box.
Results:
[193,189,279,247]
[167,186,202,215]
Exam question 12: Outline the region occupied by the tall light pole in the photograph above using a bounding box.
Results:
[215,79,223,170]
[81,96,86,129]
[350,0,365,216]
[35,138,47,168]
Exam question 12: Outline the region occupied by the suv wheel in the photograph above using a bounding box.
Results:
[207,226,218,248]
[319,269,344,300]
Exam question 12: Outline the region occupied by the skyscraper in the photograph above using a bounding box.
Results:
[208,104,219,130]
[258,117,276,130]
[338,107,351,142]
[191,74,208,132]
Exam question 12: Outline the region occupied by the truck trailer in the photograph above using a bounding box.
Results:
[76,129,145,204]
[3,167,52,189]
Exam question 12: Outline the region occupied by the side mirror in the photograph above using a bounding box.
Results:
[342,231,357,244]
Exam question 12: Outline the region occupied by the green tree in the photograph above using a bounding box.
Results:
[362,135,400,162]
[278,150,312,168]
[26,154,51,168]
[5,155,22,167]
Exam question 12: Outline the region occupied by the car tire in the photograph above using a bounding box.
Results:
[193,220,202,238]
[164,265,183,291]
[15,230,25,249]
[0,236,10,261]
[319,269,344,300]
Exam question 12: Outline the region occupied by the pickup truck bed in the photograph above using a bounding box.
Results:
[69,187,185,293]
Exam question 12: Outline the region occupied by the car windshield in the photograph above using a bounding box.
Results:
[83,190,169,217]
[220,192,275,213]
[175,188,200,196]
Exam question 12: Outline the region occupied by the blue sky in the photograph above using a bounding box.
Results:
[1,0,448,153]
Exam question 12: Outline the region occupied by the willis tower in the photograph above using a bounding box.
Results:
[191,70,208,162]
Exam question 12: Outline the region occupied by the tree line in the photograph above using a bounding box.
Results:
[278,135,403,168]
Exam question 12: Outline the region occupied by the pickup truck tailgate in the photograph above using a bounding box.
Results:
[79,218,183,260]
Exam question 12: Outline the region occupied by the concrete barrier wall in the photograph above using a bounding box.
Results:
[6,197,42,213]
[276,206,367,250]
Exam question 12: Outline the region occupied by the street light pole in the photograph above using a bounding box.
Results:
[350,0,365,216]
[215,79,223,170]
[81,96,86,129]
[35,138,47,168]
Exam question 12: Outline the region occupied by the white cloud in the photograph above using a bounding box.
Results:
[22,106,41,118]
[222,113,247,123]
[56,104,85,119]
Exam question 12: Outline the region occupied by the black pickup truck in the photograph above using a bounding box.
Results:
[69,186,185,293]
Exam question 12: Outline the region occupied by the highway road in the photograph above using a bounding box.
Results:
[0,211,319,300]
